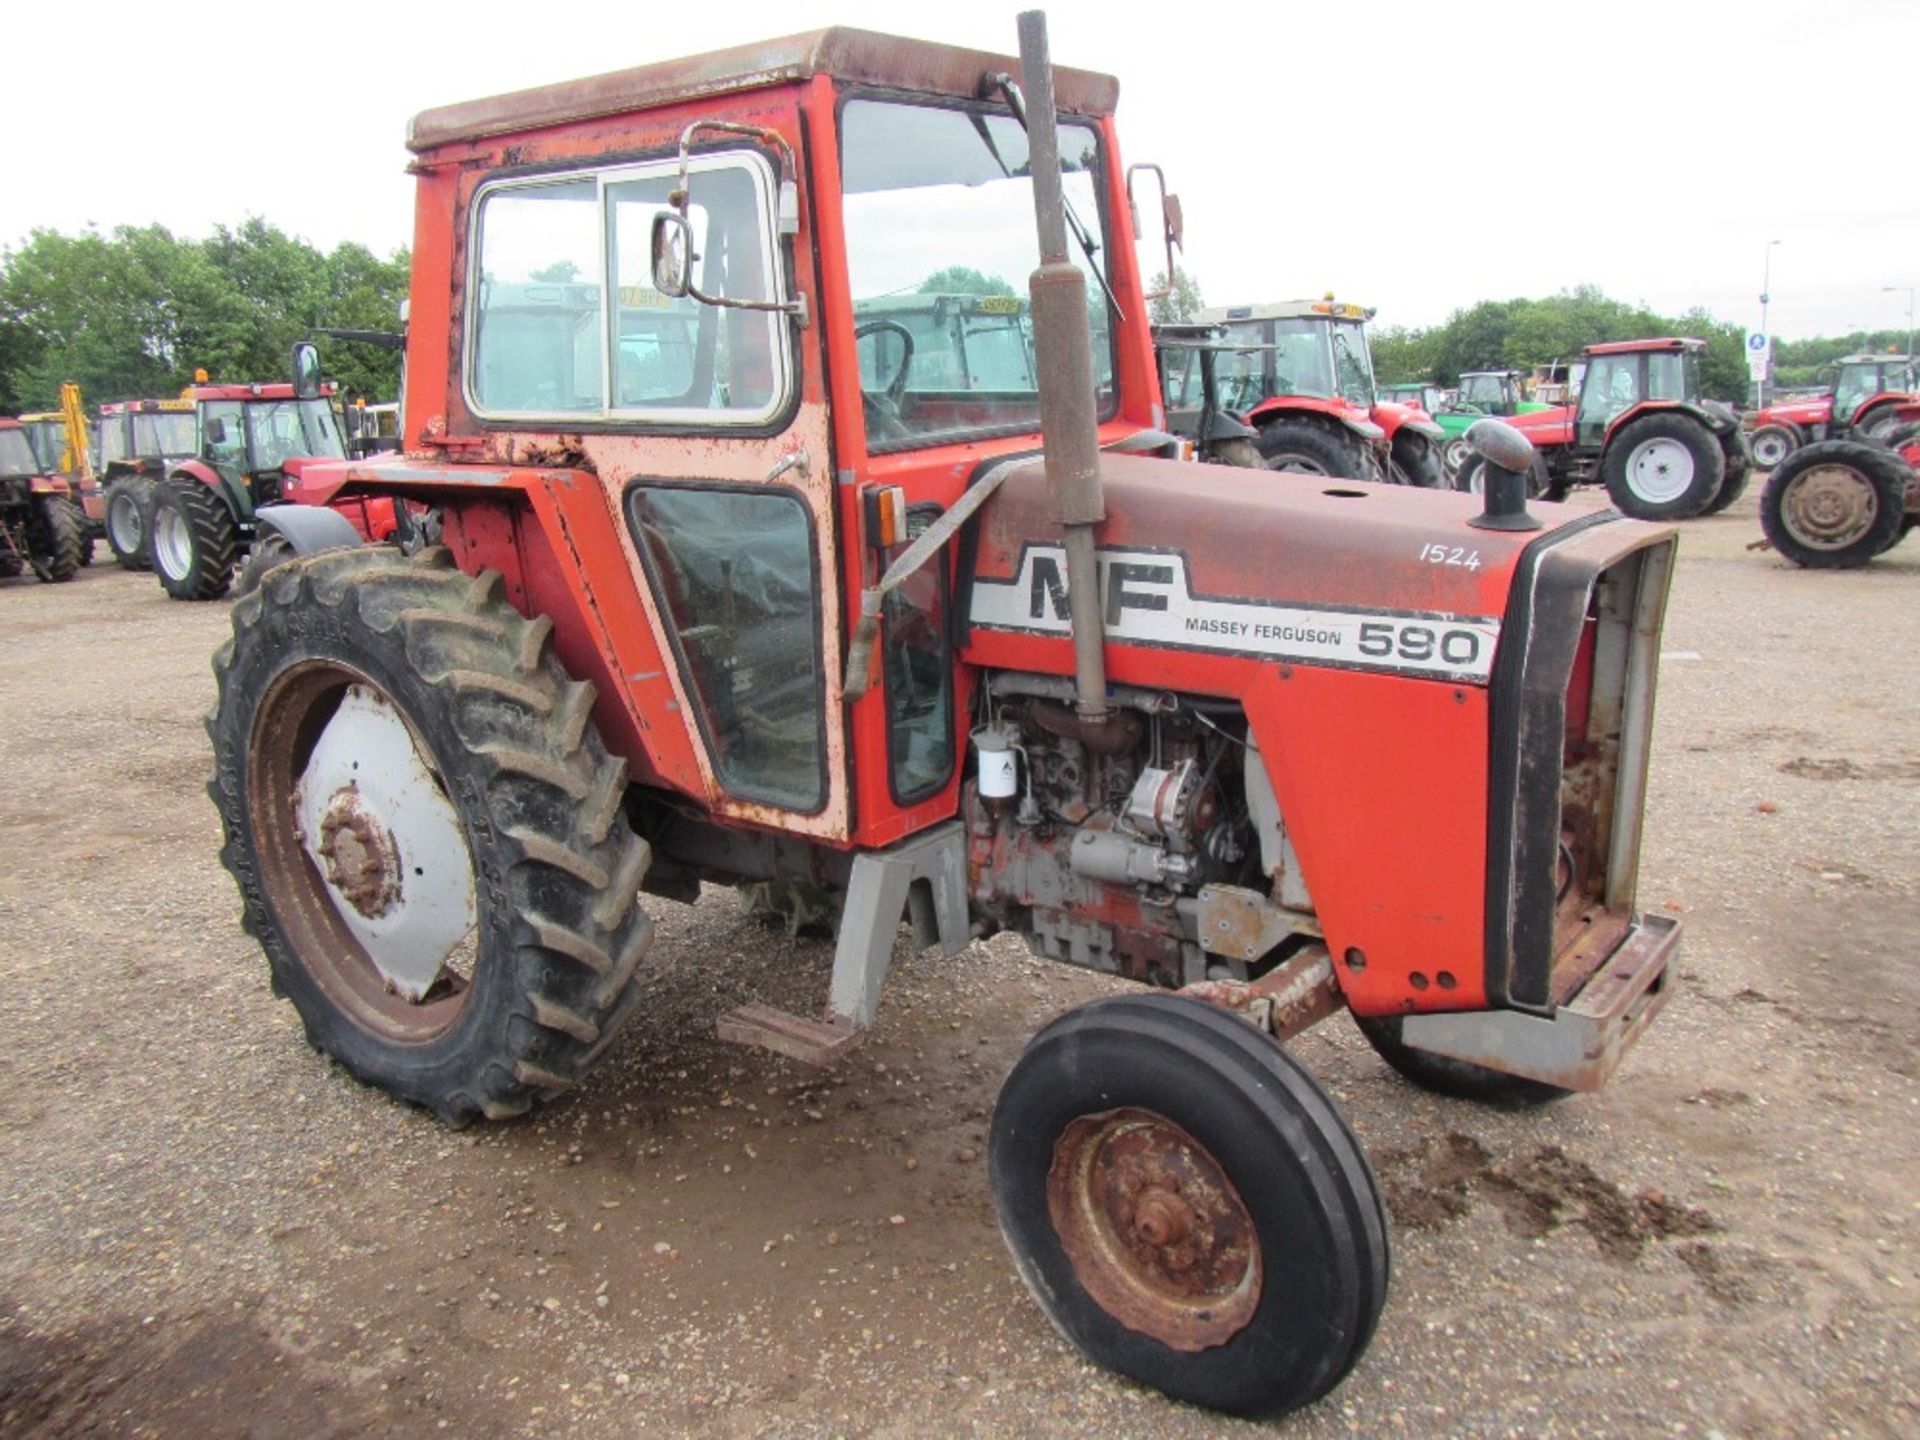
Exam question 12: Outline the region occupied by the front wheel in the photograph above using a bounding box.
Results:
[990,994,1389,1418]
[208,546,653,1124]
[1759,440,1908,568]
[151,479,240,600]
[232,530,295,598]
[1388,432,1446,488]
[1602,414,1725,520]
[1355,1014,1571,1106]
[1748,424,1798,470]
[1253,418,1373,479]
[28,495,82,582]
[1442,435,1474,476]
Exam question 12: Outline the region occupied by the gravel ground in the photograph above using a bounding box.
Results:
[0,493,1915,1439]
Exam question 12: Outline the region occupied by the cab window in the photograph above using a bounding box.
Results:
[881,506,953,803]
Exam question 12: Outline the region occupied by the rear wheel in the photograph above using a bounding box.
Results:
[1451,453,1552,499]
[1700,459,1751,516]
[1442,435,1474,477]
[990,994,1389,1418]
[27,496,82,582]
[1355,1014,1570,1105]
[151,479,240,600]
[1759,440,1907,569]
[207,546,652,1125]
[1856,405,1904,443]
[233,530,295,598]
[1748,424,1797,470]
[1602,414,1725,520]
[1389,431,1445,488]
[1254,418,1372,479]
[1209,437,1262,469]
[69,500,95,566]
[105,475,155,570]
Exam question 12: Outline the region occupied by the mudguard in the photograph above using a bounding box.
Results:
[1245,394,1385,443]
[1371,400,1443,446]
[253,502,365,554]
[169,458,250,520]
[27,476,72,496]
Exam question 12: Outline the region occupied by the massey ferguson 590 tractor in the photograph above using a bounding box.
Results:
[210,15,1682,1417]
[1197,298,1449,486]
[1746,352,1919,469]
[1464,337,1752,521]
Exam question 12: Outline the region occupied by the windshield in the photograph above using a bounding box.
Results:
[1224,318,1337,401]
[245,399,347,471]
[24,420,65,472]
[132,411,197,457]
[0,430,38,477]
[841,98,1112,450]
[1459,374,1507,408]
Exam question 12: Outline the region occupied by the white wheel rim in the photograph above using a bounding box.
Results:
[109,493,143,551]
[292,684,477,1001]
[1625,437,1696,504]
[1780,463,1879,551]
[152,505,194,580]
[1445,439,1471,473]
[1752,431,1789,467]
[1263,452,1330,476]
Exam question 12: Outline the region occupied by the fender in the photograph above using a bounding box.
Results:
[1601,398,1730,445]
[1850,394,1916,433]
[1245,395,1385,444]
[253,501,365,554]
[27,476,71,496]
[168,458,251,519]
[1370,400,1443,446]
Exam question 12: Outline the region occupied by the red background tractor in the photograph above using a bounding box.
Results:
[1747,352,1918,469]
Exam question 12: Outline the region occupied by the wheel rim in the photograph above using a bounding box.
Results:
[152,504,194,580]
[1780,462,1880,551]
[1047,1106,1261,1351]
[1624,437,1695,503]
[109,492,143,552]
[1444,438,1471,473]
[1752,431,1789,468]
[1263,452,1329,476]
[248,663,479,1042]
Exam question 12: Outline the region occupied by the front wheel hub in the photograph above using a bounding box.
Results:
[1047,1107,1260,1351]
[291,683,476,1002]
[1783,463,1878,549]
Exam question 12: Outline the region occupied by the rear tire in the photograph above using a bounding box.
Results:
[990,994,1389,1418]
[150,479,239,600]
[105,475,155,570]
[28,496,82,582]
[207,546,652,1125]
[1389,431,1446,488]
[69,500,95,566]
[1355,1014,1570,1106]
[1254,419,1372,479]
[1602,413,1725,520]
[233,530,296,598]
[1700,459,1751,516]
[1759,440,1907,569]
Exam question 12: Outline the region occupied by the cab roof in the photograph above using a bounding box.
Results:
[1583,337,1702,356]
[1201,299,1374,324]
[1836,352,1912,366]
[408,27,1121,154]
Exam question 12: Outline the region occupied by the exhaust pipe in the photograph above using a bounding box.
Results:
[1017,10,1109,724]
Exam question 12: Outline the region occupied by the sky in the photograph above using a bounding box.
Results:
[5,0,1916,343]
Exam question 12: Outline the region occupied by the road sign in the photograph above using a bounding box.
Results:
[1747,330,1771,379]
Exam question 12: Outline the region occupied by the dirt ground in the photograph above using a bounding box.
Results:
[1,492,1915,1439]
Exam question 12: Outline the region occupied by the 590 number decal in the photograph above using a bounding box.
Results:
[1358,620,1484,667]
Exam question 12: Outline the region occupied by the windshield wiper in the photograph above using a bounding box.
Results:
[978,72,1126,325]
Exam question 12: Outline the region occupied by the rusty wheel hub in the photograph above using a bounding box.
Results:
[1783,463,1878,549]
[316,788,403,919]
[1047,1107,1260,1351]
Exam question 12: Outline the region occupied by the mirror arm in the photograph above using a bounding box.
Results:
[667,121,809,327]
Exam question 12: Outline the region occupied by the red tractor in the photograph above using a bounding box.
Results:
[1746,352,1919,470]
[0,419,83,583]
[99,396,198,569]
[1757,398,1920,567]
[209,17,1683,1418]
[1464,338,1752,521]
[1197,298,1448,486]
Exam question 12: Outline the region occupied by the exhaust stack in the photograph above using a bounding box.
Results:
[1017,9,1109,723]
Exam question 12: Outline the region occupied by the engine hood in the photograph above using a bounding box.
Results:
[962,451,1658,689]
[1505,405,1574,433]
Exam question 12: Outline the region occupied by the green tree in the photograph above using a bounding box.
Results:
[1147,264,1203,324]
[918,265,1016,297]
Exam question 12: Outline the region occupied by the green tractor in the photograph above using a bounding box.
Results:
[1433,370,1550,476]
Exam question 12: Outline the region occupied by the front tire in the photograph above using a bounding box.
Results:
[1759,440,1908,569]
[990,994,1389,1418]
[105,475,155,570]
[28,495,82,582]
[151,479,240,600]
[207,546,652,1124]
[232,530,295,598]
[1254,418,1373,479]
[1355,1014,1570,1106]
[1748,424,1797,470]
[1602,413,1725,520]
[1389,431,1446,488]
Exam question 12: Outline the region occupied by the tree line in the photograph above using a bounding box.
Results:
[0,219,407,417]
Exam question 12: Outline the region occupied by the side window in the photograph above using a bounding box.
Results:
[469,156,789,425]
[202,400,247,481]
[628,486,824,812]
[881,506,953,803]
[1646,353,1684,401]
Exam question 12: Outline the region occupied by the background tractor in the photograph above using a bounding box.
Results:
[1433,369,1551,475]
[1462,337,1751,520]
[1199,298,1448,486]
[1758,396,1920,567]
[1746,353,1920,469]
[1153,321,1265,466]
[18,385,103,565]
[0,419,82,583]
[209,15,1682,1419]
[98,396,197,569]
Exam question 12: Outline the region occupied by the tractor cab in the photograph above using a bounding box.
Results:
[1456,370,1526,415]
[1746,352,1919,467]
[1198,298,1445,484]
[1574,339,1703,446]
[1151,320,1263,465]
[0,419,81,583]
[184,380,347,507]
[1830,354,1917,425]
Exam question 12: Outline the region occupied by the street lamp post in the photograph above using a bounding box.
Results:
[1881,284,1915,362]
[1758,239,1781,406]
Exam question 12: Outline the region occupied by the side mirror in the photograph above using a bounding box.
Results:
[650,211,693,299]
[1126,163,1182,302]
[291,342,322,400]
